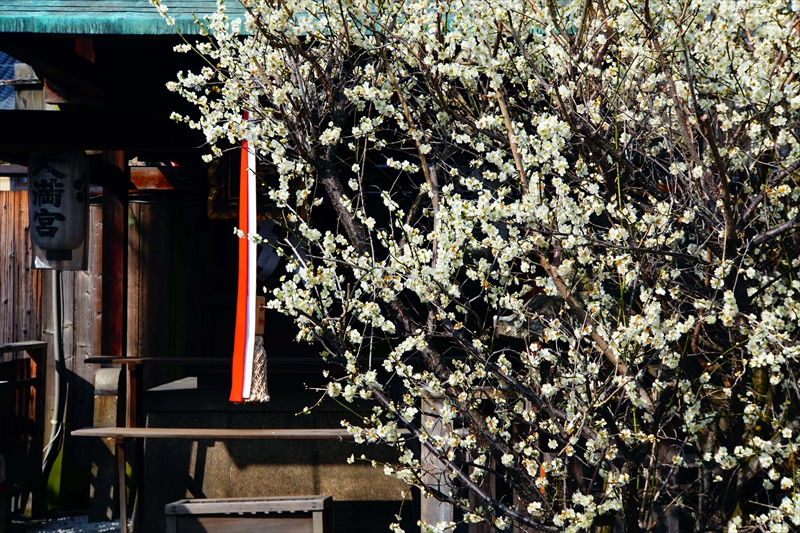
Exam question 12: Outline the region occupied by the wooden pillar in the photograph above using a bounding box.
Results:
[100,150,129,419]
[421,393,454,532]
[116,438,128,533]
[99,150,132,529]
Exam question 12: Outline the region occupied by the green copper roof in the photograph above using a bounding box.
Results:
[0,1,246,35]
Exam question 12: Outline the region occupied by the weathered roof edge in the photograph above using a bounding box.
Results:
[0,1,246,36]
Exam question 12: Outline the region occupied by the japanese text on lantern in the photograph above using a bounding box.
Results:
[30,161,69,239]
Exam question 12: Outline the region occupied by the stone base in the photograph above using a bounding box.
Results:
[90,368,125,522]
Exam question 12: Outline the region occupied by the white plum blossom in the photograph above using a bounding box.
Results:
[156,0,800,530]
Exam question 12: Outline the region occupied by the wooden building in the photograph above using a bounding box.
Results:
[0,2,416,531]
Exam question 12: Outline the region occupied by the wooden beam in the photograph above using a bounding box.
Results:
[0,34,107,98]
[44,78,103,105]
[0,110,205,152]
[0,341,48,354]
[0,164,28,176]
[129,167,174,190]
[89,159,136,190]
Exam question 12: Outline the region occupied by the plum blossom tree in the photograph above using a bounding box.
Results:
[154,0,800,531]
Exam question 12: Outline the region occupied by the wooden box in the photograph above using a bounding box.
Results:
[165,495,333,533]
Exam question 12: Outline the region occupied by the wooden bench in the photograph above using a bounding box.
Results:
[71,426,411,533]
[165,495,333,533]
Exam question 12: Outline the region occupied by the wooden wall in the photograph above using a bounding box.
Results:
[127,199,205,390]
[2,187,238,510]
[0,189,103,509]
[39,202,102,509]
[0,190,42,514]
[0,190,41,347]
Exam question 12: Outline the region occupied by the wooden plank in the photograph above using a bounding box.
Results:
[62,228,98,511]
[72,234,97,384]
[71,427,412,440]
[13,191,24,345]
[10,191,21,345]
[126,202,141,369]
[0,341,47,354]
[87,202,114,523]
[25,201,42,347]
[9,192,18,343]
[39,262,56,488]
[91,203,103,364]
[1,192,12,344]
[5,192,13,339]
[0,377,38,390]
[73,257,94,362]
[61,269,76,423]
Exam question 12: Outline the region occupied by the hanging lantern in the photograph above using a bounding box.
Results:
[28,150,90,270]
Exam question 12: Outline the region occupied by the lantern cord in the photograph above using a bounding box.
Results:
[42,269,66,479]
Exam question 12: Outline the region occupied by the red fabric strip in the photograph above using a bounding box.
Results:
[229,141,250,402]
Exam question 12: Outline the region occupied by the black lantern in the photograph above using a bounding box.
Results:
[28,150,89,270]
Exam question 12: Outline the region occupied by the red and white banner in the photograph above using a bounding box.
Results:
[230,114,257,402]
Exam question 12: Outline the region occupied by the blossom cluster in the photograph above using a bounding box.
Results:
[156,0,800,530]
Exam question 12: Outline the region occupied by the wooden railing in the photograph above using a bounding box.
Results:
[0,341,48,517]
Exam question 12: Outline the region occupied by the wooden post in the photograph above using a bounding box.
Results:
[116,437,127,533]
[100,150,130,420]
[99,150,132,526]
[421,393,454,532]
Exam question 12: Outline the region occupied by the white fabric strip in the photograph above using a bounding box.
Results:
[242,144,257,398]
